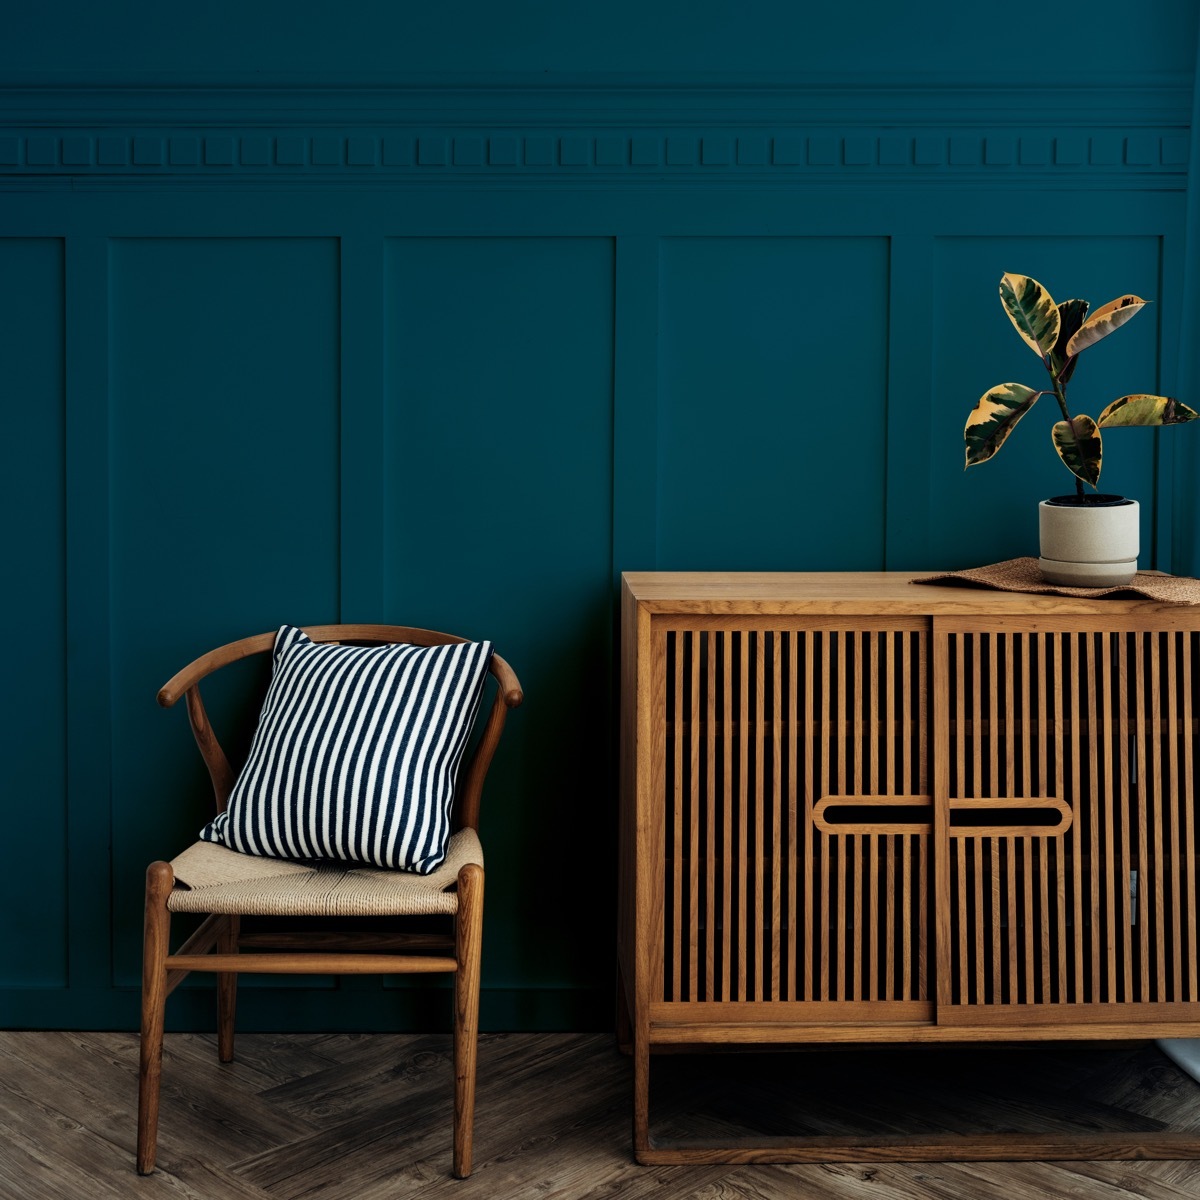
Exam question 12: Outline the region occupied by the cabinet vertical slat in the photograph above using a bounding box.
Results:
[921,628,931,806]
[787,633,799,1003]
[1006,840,1019,1004]
[973,829,985,1004]
[1053,636,1070,1002]
[1071,634,1085,1002]
[672,638,683,1003]
[738,630,749,1002]
[1113,638,1132,1003]
[918,831,929,1002]
[1023,835,1036,1002]
[885,833,896,1002]
[1005,640,1019,999]
[1004,635,1016,797]
[988,842,1001,1002]
[1039,840,1052,1002]
[1168,633,1183,1002]
[819,630,831,1002]
[973,635,983,821]
[689,631,701,1003]
[771,634,782,1002]
[836,633,848,1002]
[1024,634,1034,794]
[706,631,717,1002]
[723,633,733,1004]
[904,632,914,805]
[867,634,879,996]
[1087,634,1103,1002]
[1151,637,1166,1003]
[1184,636,1198,1001]
[803,630,815,1002]
[1100,633,1119,1003]
[754,633,765,1002]
[852,637,864,1001]
[956,836,970,1002]
[864,832,875,999]
[1019,637,1034,1003]
[918,630,930,1002]
[1137,638,1147,1003]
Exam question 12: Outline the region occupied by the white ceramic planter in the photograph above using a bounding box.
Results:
[1038,495,1139,586]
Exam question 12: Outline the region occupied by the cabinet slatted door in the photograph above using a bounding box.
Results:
[659,622,933,1008]
[939,623,1200,1018]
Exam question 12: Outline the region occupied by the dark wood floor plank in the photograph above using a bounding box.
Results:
[252,1032,453,1122]
[0,1075,268,1200]
[167,1030,344,1088]
[1068,1042,1200,1126]
[4,1031,1200,1200]
[239,1033,630,1199]
[0,1031,318,1171]
[953,1159,1200,1200]
[1057,1162,1200,1199]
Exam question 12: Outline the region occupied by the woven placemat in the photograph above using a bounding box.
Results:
[912,557,1200,604]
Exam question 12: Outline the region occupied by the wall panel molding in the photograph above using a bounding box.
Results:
[0,78,1190,188]
[2,61,1194,1031]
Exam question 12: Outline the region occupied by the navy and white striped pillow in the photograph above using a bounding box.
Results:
[199,626,493,874]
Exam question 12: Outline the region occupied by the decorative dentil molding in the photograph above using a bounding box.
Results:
[0,77,1190,186]
[0,131,1189,180]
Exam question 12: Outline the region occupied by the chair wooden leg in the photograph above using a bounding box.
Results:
[452,863,484,1179]
[216,914,240,1063]
[137,861,175,1175]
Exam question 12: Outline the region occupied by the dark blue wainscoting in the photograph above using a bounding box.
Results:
[2,58,1198,1031]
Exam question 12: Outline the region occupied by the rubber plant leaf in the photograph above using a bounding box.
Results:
[1051,415,1103,487]
[1097,394,1200,427]
[964,382,1043,467]
[1065,294,1147,357]
[999,273,1061,358]
[1050,298,1089,387]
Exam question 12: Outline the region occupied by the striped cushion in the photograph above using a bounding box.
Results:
[199,626,493,874]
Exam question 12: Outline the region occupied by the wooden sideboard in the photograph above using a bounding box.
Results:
[618,571,1200,1162]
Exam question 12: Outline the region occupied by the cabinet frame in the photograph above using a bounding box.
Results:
[619,572,1200,1163]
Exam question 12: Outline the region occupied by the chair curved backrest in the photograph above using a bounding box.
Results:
[156,624,523,832]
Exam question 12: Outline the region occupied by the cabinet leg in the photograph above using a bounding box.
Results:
[615,961,632,1056]
[632,1036,651,1162]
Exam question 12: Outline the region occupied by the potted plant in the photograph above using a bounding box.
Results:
[963,273,1197,584]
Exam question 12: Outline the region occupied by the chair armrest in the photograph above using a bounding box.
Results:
[490,653,524,710]
[157,632,276,707]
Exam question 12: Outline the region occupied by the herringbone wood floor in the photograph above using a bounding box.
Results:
[4,1030,1200,1199]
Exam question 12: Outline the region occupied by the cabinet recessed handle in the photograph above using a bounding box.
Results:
[811,795,1072,838]
[948,797,1071,837]
[813,795,932,835]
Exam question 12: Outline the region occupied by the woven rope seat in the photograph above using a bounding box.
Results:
[166,828,483,918]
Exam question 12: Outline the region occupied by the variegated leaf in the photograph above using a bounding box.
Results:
[999,272,1060,358]
[1064,294,1147,356]
[964,382,1042,467]
[1051,415,1102,487]
[1097,394,1200,427]
[1050,298,1089,385]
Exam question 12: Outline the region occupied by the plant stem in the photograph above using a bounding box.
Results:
[1047,357,1086,498]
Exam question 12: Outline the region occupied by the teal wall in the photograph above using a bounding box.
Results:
[3,1,1199,1032]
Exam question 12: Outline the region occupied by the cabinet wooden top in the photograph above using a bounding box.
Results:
[621,571,1190,618]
